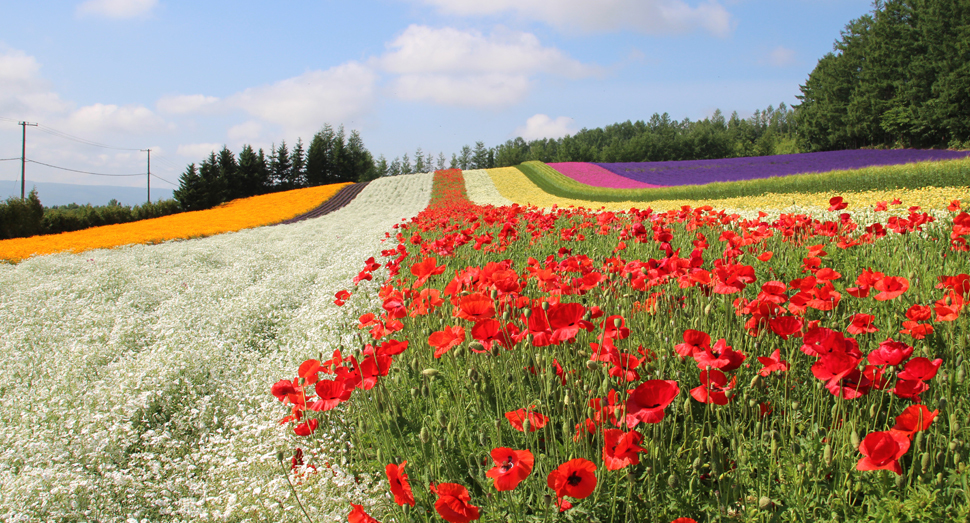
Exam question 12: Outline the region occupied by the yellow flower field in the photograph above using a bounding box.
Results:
[485,166,969,212]
[0,183,350,263]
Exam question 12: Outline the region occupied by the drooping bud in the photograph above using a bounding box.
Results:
[422,368,439,378]
[823,444,833,466]
[586,360,601,371]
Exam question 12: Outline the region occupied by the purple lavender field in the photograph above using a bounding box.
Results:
[595,149,970,186]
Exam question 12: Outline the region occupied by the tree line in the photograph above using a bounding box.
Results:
[795,0,970,150]
[174,124,378,211]
[0,190,181,240]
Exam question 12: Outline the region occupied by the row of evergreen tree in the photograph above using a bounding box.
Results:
[174,124,376,211]
[795,0,970,150]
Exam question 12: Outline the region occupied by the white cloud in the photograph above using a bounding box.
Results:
[767,46,796,67]
[409,0,734,37]
[514,114,577,140]
[0,47,41,83]
[376,25,599,107]
[176,143,222,159]
[156,94,220,114]
[393,73,532,107]
[66,103,169,135]
[0,46,71,117]
[76,0,158,19]
[378,25,597,78]
[227,121,263,143]
[227,62,377,138]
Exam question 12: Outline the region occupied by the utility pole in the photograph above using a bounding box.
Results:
[144,148,151,204]
[19,121,37,200]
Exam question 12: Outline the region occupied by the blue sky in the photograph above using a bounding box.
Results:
[1,0,874,193]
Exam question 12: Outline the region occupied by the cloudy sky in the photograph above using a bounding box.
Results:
[1,0,873,191]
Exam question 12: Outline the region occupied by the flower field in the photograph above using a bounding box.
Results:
[276,167,970,522]
[0,182,351,263]
[0,173,432,521]
[546,163,659,190]
[3,156,970,522]
[595,149,970,187]
[483,163,970,218]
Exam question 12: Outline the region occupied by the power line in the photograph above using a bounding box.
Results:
[150,173,178,186]
[26,159,144,177]
[35,124,142,151]
[0,158,20,161]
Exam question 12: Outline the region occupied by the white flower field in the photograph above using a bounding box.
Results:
[0,173,433,522]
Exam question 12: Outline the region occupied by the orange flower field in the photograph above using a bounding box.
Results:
[0,182,350,263]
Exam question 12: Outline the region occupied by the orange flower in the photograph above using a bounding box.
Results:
[0,183,348,262]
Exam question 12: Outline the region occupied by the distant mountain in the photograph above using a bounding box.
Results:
[0,180,174,207]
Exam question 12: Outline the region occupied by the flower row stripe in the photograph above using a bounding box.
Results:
[483,164,970,213]
[0,182,352,262]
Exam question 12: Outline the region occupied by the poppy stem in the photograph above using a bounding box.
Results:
[277,453,315,523]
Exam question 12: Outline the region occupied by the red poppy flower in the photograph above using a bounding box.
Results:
[671,519,699,523]
[601,315,630,340]
[430,482,480,523]
[867,338,913,367]
[411,256,446,288]
[456,293,495,322]
[899,320,934,339]
[890,404,939,439]
[505,407,549,432]
[757,349,789,377]
[692,338,746,372]
[429,325,466,358]
[905,304,933,322]
[820,364,871,399]
[674,329,710,358]
[873,276,909,301]
[846,268,884,298]
[547,458,597,500]
[485,447,534,491]
[625,379,680,428]
[348,503,379,523]
[334,290,351,306]
[602,429,646,470]
[847,313,878,335]
[471,319,515,351]
[934,293,963,322]
[294,418,318,436]
[896,357,943,381]
[828,196,848,211]
[547,302,593,343]
[857,431,910,475]
[386,461,415,507]
[768,315,802,340]
[892,378,929,401]
[690,369,736,405]
[811,350,860,381]
[310,379,353,411]
[271,379,302,405]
